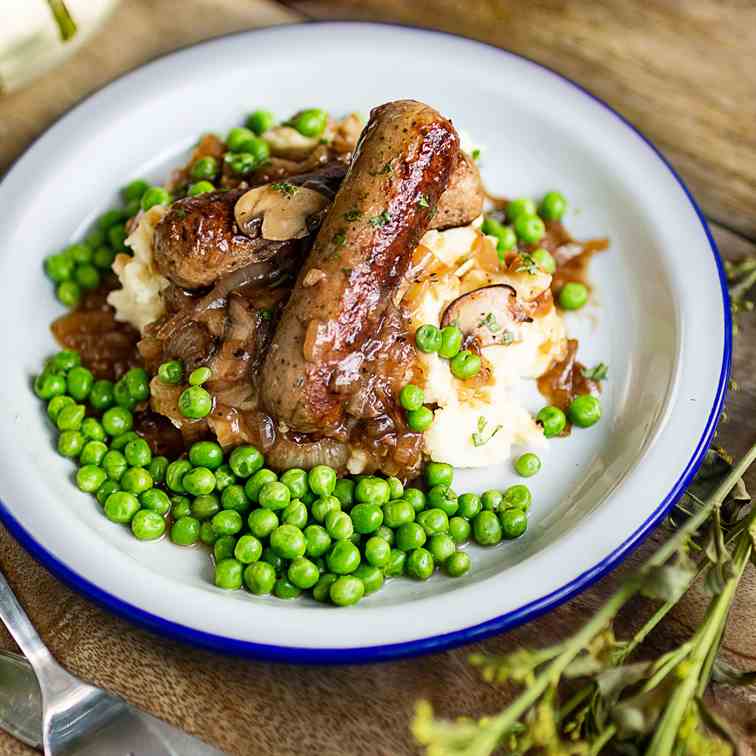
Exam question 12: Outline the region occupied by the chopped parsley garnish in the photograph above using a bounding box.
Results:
[332,231,347,247]
[369,161,393,176]
[516,253,538,275]
[270,182,298,197]
[582,362,608,381]
[471,148,481,161]
[417,194,431,208]
[478,312,501,333]
[344,209,362,221]
[259,308,273,321]
[341,267,352,276]
[500,329,514,345]
[471,416,502,447]
[369,210,391,228]
[174,208,187,219]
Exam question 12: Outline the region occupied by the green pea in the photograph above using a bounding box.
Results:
[113,378,136,410]
[417,508,449,536]
[34,371,66,400]
[213,465,235,491]
[65,242,93,264]
[213,535,237,562]
[109,224,128,253]
[429,533,456,564]
[395,522,427,552]
[215,559,243,590]
[353,564,384,595]
[304,524,332,558]
[188,181,214,197]
[80,440,108,466]
[450,350,481,380]
[407,405,434,431]
[186,367,210,387]
[407,548,434,580]
[200,521,219,545]
[47,395,75,422]
[274,577,302,600]
[244,468,277,502]
[446,551,471,577]
[327,540,360,575]
[384,478,402,501]
[89,380,115,411]
[122,178,149,202]
[228,445,263,479]
[96,480,120,506]
[568,394,601,428]
[558,282,588,310]
[248,508,279,539]
[190,156,218,181]
[282,499,308,529]
[287,557,320,590]
[349,533,362,548]
[514,214,546,244]
[448,516,471,544]
[50,350,80,372]
[130,509,166,541]
[333,478,354,509]
[124,438,152,467]
[246,109,275,135]
[104,491,140,524]
[226,126,255,152]
[383,499,415,528]
[500,508,528,539]
[325,510,353,541]
[234,534,263,564]
[375,525,394,545]
[355,477,390,505]
[92,246,116,270]
[473,510,502,545]
[110,431,139,451]
[224,152,257,174]
[399,384,424,412]
[211,509,243,536]
[183,467,216,496]
[95,209,125,232]
[170,495,192,519]
[481,489,503,512]
[76,464,107,493]
[276,469,306,500]
[57,430,83,458]
[102,406,133,436]
[457,493,481,519]
[428,485,458,517]
[166,459,192,493]
[44,253,75,283]
[438,325,463,359]
[258,481,291,510]
[187,441,222,470]
[506,198,537,223]
[123,368,149,403]
[120,467,153,495]
[270,524,306,560]
[364,536,391,567]
[537,405,567,438]
[313,573,338,603]
[425,462,454,488]
[349,503,383,534]
[74,263,100,290]
[503,484,532,511]
[158,360,183,385]
[308,465,337,496]
[178,386,212,419]
[221,484,249,513]
[244,561,276,595]
[148,456,169,484]
[191,494,220,520]
[56,403,85,431]
[57,280,81,308]
[539,191,567,221]
[292,108,328,138]
[514,452,541,478]
[415,324,442,353]
[329,575,364,606]
[237,136,270,165]
[384,549,407,577]
[311,495,340,523]
[262,548,286,577]
[102,450,127,481]
[139,488,171,516]
[531,247,556,274]
[141,186,171,211]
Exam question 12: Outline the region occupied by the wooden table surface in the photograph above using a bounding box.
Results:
[1,1,755,754]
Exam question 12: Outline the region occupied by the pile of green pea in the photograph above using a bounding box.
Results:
[43,106,331,309]
[34,349,536,607]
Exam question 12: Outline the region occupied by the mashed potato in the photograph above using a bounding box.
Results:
[107,206,170,333]
[405,219,567,468]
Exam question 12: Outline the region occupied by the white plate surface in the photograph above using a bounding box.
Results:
[0,23,729,661]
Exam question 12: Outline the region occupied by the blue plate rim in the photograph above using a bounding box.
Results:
[0,20,731,664]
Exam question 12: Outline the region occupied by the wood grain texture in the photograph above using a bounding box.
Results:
[1,1,756,754]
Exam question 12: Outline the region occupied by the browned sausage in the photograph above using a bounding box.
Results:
[260,100,460,432]
[433,151,484,229]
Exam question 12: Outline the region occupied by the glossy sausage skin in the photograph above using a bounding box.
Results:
[261,100,460,432]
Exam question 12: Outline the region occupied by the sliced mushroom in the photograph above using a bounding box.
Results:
[235,184,330,241]
[262,125,321,160]
[441,284,533,347]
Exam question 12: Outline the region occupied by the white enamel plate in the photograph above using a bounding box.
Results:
[0,23,729,661]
